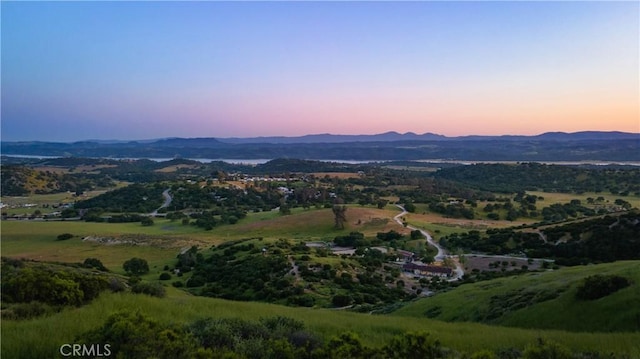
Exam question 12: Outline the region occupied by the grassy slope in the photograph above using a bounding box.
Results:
[3,288,640,359]
[393,261,640,332]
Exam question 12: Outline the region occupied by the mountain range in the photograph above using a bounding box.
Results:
[2,131,639,162]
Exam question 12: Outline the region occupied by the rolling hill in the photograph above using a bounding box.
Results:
[393,260,640,333]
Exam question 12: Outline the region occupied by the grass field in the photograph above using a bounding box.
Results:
[529,191,640,210]
[393,260,640,333]
[0,206,401,276]
[3,287,640,359]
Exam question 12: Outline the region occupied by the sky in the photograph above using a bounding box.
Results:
[2,1,639,142]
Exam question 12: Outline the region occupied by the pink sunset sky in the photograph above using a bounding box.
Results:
[2,1,638,141]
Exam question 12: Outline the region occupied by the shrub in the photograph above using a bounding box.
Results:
[332,294,353,307]
[56,233,74,241]
[522,338,571,359]
[159,272,172,280]
[131,282,166,298]
[76,311,200,358]
[575,275,631,300]
[83,258,108,271]
[109,278,126,292]
[383,331,445,359]
[1,301,57,320]
[123,258,149,276]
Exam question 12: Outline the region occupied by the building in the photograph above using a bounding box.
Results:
[402,263,452,278]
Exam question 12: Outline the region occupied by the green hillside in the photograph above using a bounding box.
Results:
[393,260,640,332]
[3,288,640,359]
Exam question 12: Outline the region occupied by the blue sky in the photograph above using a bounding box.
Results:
[2,1,638,141]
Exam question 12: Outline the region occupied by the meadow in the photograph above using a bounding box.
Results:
[0,206,401,277]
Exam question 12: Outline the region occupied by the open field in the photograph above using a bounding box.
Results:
[311,172,363,179]
[528,191,640,210]
[2,288,639,359]
[208,206,405,241]
[0,206,403,274]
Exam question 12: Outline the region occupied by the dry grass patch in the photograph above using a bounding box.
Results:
[312,172,362,179]
[154,164,200,173]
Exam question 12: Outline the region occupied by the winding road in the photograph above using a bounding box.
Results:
[393,205,464,281]
[150,189,172,216]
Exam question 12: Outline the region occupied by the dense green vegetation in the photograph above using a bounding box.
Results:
[74,310,597,359]
[436,162,640,195]
[2,157,640,358]
[177,237,410,309]
[440,212,640,265]
[0,258,122,320]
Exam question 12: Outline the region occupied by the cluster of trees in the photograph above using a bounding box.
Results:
[333,232,367,247]
[441,212,640,265]
[575,275,631,300]
[186,245,294,303]
[436,162,640,195]
[540,201,596,222]
[428,201,475,219]
[297,251,408,307]
[173,238,410,308]
[1,257,119,319]
[441,229,542,256]
[1,165,114,196]
[74,310,587,359]
[540,213,640,265]
[75,183,165,213]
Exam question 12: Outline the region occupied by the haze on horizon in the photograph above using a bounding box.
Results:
[2,1,638,142]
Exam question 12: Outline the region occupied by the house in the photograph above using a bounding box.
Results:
[396,249,415,262]
[402,263,452,278]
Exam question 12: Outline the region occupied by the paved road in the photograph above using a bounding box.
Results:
[393,205,464,281]
[150,189,172,216]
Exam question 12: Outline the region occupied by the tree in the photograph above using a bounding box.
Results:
[123,258,149,276]
[376,199,388,209]
[332,294,353,307]
[404,203,416,213]
[140,217,154,226]
[332,198,347,229]
[83,258,108,271]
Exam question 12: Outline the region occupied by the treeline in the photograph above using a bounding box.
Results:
[74,183,165,213]
[441,212,640,265]
[539,212,640,265]
[441,229,543,256]
[435,162,640,195]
